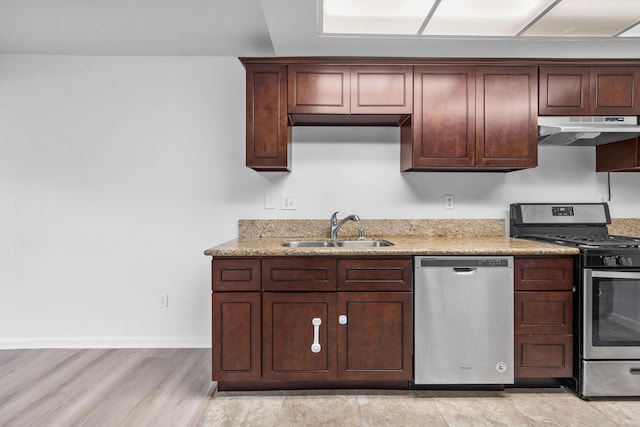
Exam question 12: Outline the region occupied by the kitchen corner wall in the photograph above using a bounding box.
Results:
[1,55,638,348]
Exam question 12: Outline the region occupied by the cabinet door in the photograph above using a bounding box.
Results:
[212,292,261,381]
[476,66,538,169]
[350,66,413,114]
[591,67,640,115]
[263,293,337,380]
[539,66,590,115]
[288,65,350,114]
[410,66,476,168]
[515,334,573,378]
[245,64,291,171]
[337,292,412,381]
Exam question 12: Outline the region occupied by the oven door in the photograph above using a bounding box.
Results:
[584,269,640,359]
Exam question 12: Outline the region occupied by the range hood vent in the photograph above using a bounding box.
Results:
[538,116,640,146]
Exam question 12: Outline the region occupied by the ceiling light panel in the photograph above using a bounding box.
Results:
[421,0,556,36]
[322,0,437,35]
[522,0,640,37]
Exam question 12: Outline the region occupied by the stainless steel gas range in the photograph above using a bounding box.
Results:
[510,202,640,398]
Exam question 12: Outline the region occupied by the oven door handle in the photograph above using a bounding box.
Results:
[589,270,640,280]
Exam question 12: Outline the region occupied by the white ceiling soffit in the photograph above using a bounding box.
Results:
[0,0,274,56]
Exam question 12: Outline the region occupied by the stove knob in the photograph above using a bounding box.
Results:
[617,256,633,266]
[602,256,617,267]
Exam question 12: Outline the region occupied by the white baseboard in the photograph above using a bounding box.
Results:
[0,336,211,349]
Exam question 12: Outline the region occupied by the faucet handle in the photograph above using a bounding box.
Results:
[331,211,339,224]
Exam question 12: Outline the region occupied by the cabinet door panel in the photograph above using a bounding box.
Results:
[514,257,574,291]
[263,293,337,380]
[288,65,350,114]
[338,292,412,380]
[245,64,290,171]
[515,291,573,335]
[351,66,413,114]
[591,67,640,115]
[338,258,412,291]
[412,66,475,167]
[212,258,261,292]
[539,66,590,115]
[262,258,337,291]
[212,293,261,381]
[515,335,573,378]
[476,67,537,168]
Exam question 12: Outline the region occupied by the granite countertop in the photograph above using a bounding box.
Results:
[203,235,579,257]
[204,218,581,257]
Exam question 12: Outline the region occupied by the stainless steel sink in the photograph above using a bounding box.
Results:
[281,240,336,248]
[281,240,393,248]
[335,240,393,247]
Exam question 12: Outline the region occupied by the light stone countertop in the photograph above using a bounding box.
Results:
[201,217,640,257]
[204,236,579,257]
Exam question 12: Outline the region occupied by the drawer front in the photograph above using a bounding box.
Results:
[212,258,261,291]
[262,258,337,291]
[515,291,573,335]
[515,334,573,378]
[338,258,412,291]
[514,257,574,291]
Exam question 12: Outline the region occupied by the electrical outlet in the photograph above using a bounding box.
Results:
[159,292,168,308]
[444,195,454,209]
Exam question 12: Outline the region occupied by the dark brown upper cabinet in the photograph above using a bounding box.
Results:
[287,65,413,115]
[539,66,640,115]
[596,137,640,172]
[244,64,291,171]
[403,65,537,171]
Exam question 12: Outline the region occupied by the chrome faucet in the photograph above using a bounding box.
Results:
[330,211,360,239]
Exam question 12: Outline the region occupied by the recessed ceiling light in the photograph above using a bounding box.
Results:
[522,0,640,36]
[322,0,437,35]
[422,0,556,36]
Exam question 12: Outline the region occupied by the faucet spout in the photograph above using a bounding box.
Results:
[330,211,360,239]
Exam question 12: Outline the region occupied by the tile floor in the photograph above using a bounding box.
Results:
[199,387,640,427]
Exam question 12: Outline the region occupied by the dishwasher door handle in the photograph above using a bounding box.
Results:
[452,267,477,274]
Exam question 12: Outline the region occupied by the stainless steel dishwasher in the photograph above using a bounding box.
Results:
[414,256,514,385]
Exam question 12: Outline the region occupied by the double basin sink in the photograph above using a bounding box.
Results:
[282,239,393,248]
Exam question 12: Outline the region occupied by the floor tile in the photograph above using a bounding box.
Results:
[357,390,448,427]
[198,390,284,427]
[277,390,361,427]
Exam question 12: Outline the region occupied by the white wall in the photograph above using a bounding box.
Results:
[1,55,639,348]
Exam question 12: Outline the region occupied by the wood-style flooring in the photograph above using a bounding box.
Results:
[2,348,640,426]
[0,348,214,426]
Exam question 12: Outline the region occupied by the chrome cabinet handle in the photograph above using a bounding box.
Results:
[311,317,322,353]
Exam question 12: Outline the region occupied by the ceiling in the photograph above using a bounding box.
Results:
[1,0,639,58]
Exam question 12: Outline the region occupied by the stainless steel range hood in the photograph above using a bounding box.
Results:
[538,116,640,146]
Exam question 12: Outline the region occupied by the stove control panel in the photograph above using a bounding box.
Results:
[585,253,638,268]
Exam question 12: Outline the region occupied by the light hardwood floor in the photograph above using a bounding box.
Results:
[3,348,640,426]
[0,348,214,426]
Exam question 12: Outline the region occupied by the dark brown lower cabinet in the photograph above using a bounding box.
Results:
[513,256,574,379]
[262,292,338,381]
[338,292,412,381]
[211,292,261,381]
[211,256,413,389]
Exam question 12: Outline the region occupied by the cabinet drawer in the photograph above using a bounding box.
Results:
[212,258,261,291]
[514,257,574,291]
[515,334,573,378]
[262,258,337,291]
[515,291,573,335]
[338,258,412,291]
